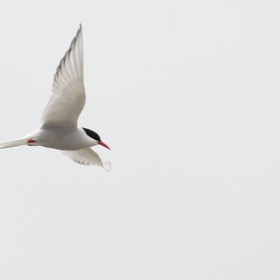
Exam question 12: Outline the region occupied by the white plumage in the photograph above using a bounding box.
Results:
[42,25,85,128]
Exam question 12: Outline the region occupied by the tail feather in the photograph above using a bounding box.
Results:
[0,138,28,149]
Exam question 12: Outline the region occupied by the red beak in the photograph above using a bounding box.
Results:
[98,141,111,150]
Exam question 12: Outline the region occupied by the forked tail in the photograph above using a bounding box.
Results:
[0,138,28,149]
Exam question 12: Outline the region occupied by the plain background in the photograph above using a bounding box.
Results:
[0,0,280,279]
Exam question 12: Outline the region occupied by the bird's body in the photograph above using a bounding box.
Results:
[25,127,96,150]
[0,25,110,169]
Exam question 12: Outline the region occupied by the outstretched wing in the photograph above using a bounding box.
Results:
[61,148,111,170]
[41,24,85,128]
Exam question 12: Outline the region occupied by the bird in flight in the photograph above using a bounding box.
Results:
[0,24,111,169]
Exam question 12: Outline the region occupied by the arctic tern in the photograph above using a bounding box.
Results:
[0,24,111,169]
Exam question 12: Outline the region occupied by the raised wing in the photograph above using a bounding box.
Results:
[41,24,85,128]
[61,148,111,170]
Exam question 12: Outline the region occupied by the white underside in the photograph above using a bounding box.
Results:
[29,127,96,150]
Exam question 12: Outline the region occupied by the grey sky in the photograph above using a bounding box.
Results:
[0,0,280,279]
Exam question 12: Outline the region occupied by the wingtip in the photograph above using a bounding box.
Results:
[77,23,83,38]
[103,161,112,171]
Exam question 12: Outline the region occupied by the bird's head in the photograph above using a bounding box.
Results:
[82,128,110,149]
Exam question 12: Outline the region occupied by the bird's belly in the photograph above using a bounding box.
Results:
[37,129,91,151]
[42,141,88,151]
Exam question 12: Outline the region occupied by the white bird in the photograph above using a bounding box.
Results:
[0,24,111,169]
